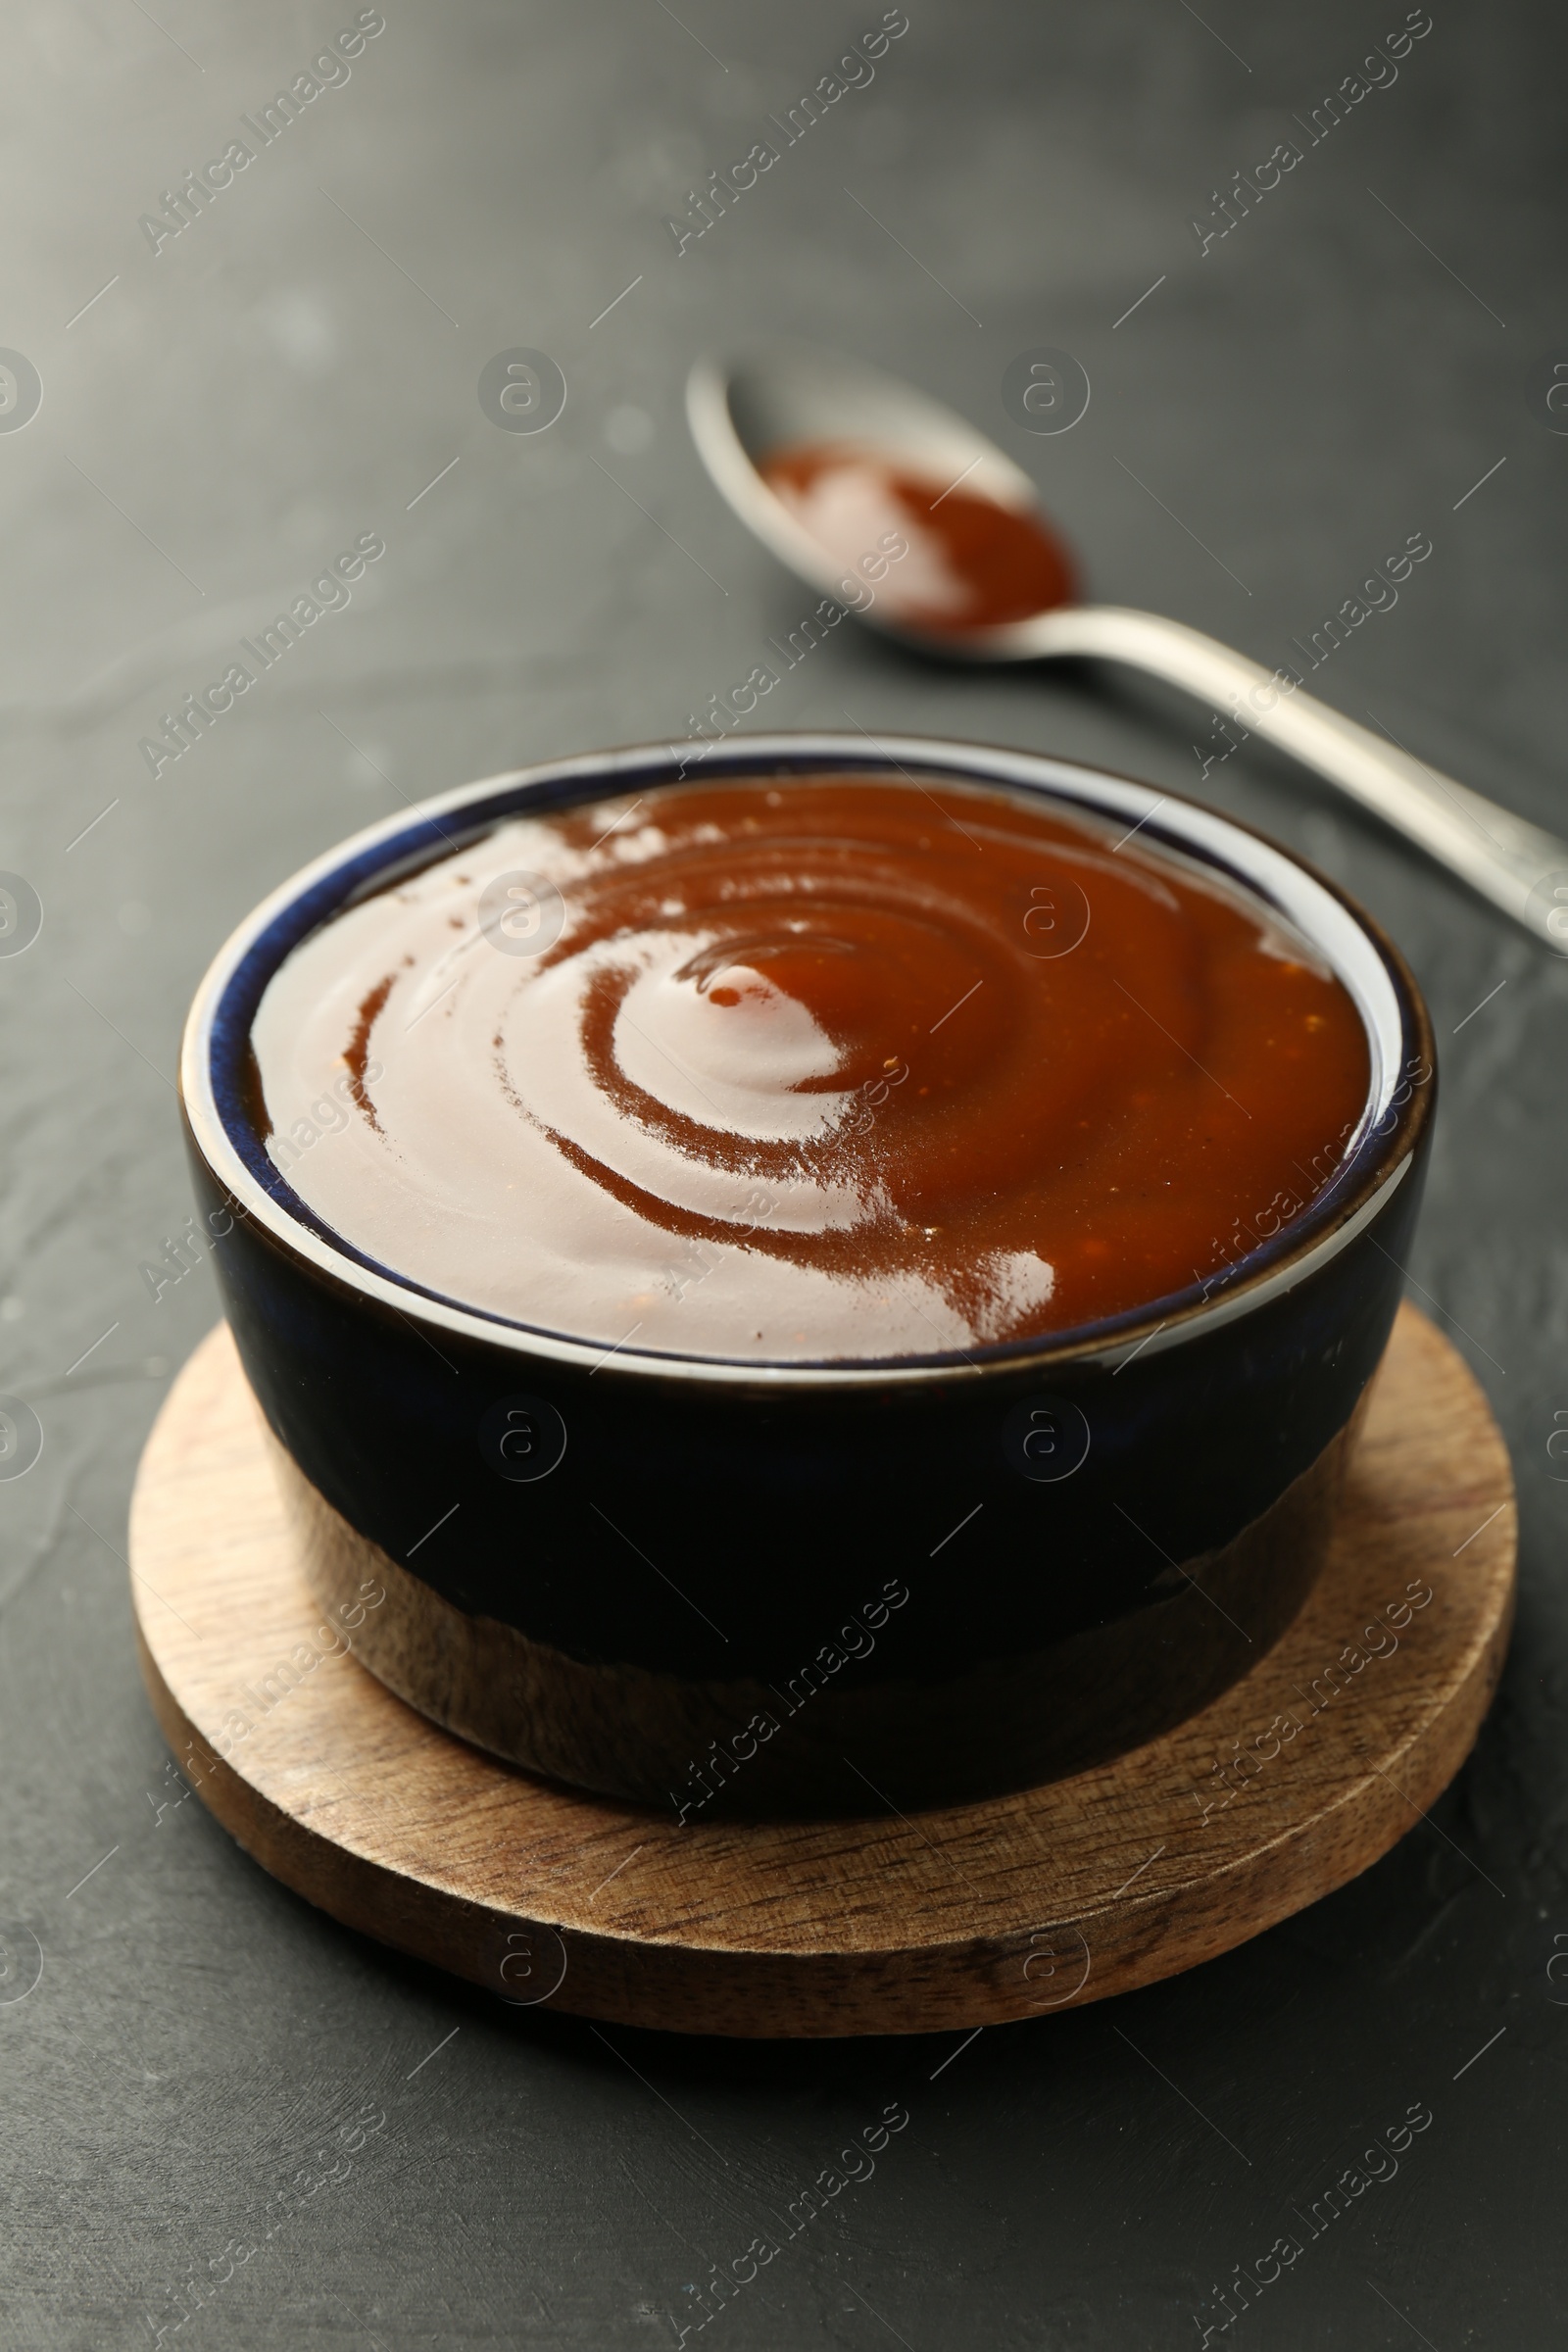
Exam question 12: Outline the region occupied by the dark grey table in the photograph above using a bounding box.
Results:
[2,1,1562,2343]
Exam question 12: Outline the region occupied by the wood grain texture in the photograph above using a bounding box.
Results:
[128,1304,1515,2039]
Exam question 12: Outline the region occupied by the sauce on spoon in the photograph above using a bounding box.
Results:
[760,441,1076,634]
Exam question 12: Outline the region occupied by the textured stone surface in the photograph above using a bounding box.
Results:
[0,0,1562,2343]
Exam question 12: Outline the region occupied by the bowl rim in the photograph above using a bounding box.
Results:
[180,730,1435,1391]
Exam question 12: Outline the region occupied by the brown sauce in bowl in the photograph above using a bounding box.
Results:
[250,774,1370,1362]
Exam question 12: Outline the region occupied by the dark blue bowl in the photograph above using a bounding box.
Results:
[180,734,1434,1816]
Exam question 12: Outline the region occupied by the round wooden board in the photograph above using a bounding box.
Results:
[129,1304,1515,2038]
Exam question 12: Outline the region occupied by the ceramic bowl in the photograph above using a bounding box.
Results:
[179,733,1435,1815]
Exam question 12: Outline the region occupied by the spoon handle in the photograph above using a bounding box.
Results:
[1022,603,1568,947]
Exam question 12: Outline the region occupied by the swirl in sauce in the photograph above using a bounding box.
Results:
[250,774,1370,1362]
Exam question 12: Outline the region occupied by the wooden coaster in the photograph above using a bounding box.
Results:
[129,1305,1514,2038]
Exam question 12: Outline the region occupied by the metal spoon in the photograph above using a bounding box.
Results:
[687,343,1568,948]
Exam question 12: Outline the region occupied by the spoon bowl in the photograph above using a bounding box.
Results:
[689,343,1063,662]
[688,342,1568,943]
